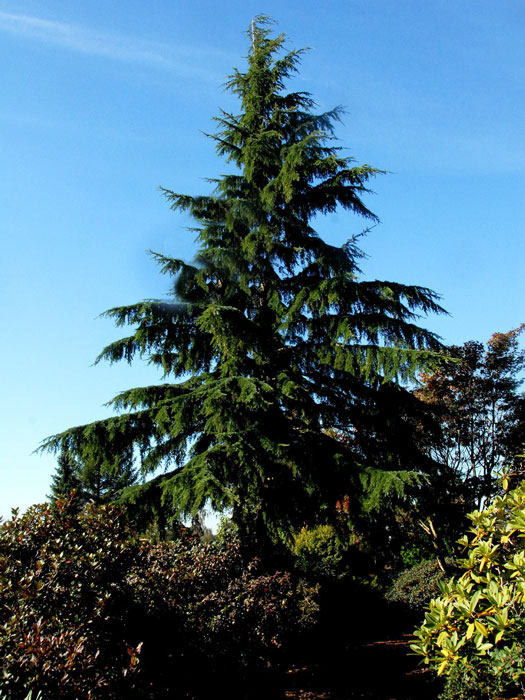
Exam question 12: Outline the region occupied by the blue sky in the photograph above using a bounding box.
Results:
[1,0,524,518]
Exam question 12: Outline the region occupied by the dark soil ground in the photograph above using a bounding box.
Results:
[277,633,442,700]
[266,580,444,700]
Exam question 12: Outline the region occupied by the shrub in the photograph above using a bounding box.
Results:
[387,558,458,613]
[437,664,503,700]
[0,502,143,699]
[292,524,346,579]
[411,477,525,699]
[0,502,318,699]
[127,532,319,692]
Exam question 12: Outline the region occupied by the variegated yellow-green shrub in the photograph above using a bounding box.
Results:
[411,473,525,698]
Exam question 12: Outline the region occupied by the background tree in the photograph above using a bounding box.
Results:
[49,452,82,502]
[43,18,446,552]
[49,451,137,507]
[415,325,525,508]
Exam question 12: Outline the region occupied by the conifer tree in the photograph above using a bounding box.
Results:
[49,452,82,502]
[43,19,446,548]
[49,451,137,506]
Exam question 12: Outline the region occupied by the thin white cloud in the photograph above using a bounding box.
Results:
[0,11,228,82]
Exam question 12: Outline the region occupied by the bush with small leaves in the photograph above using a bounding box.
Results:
[0,502,318,699]
[127,532,319,693]
[0,502,143,699]
[387,558,459,614]
[292,524,347,579]
[411,476,525,699]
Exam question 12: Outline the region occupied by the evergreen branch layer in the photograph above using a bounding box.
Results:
[42,19,447,547]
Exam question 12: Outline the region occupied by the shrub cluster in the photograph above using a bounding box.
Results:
[0,502,318,699]
[386,558,458,614]
[411,478,525,699]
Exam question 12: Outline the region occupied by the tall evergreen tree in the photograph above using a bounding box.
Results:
[43,19,446,548]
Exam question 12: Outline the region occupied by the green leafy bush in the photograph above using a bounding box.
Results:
[411,477,525,699]
[292,524,348,579]
[0,502,318,699]
[387,558,458,613]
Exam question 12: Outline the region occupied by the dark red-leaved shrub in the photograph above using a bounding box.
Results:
[0,502,317,699]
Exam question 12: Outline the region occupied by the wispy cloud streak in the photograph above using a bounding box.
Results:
[0,11,228,82]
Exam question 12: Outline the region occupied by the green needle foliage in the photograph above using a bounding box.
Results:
[49,451,137,508]
[42,18,446,549]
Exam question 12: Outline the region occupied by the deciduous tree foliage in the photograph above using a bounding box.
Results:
[43,19,445,547]
[415,326,525,507]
